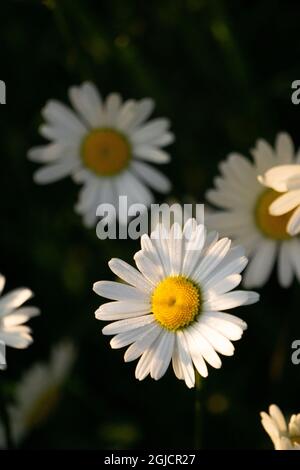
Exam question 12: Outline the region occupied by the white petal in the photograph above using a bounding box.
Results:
[193,238,231,284]
[124,324,161,362]
[108,258,152,293]
[269,190,300,215]
[0,328,33,349]
[151,224,172,276]
[68,82,104,127]
[269,404,287,433]
[261,165,300,192]
[168,223,183,275]
[172,339,184,380]
[93,281,147,301]
[276,132,294,164]
[125,98,154,131]
[96,301,151,321]
[0,289,33,317]
[133,145,170,164]
[251,139,276,174]
[42,99,86,135]
[201,313,246,341]
[176,331,195,388]
[0,275,5,296]
[287,205,300,235]
[104,93,122,125]
[287,238,300,281]
[132,118,170,144]
[278,242,293,287]
[28,142,72,163]
[140,234,166,276]
[207,274,241,296]
[75,180,100,213]
[131,161,171,193]
[135,333,162,380]
[183,329,208,377]
[102,314,154,335]
[203,290,259,311]
[203,254,248,290]
[110,324,153,349]
[33,157,78,184]
[187,324,222,369]
[150,330,175,380]
[3,307,40,327]
[197,322,235,356]
[182,225,205,277]
[243,240,277,288]
[134,251,163,285]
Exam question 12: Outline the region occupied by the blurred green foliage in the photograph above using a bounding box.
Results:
[1,0,300,449]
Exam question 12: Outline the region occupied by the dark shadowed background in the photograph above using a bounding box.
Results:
[1,0,300,449]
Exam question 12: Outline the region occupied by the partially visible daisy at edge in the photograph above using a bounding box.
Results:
[205,132,300,288]
[28,82,174,227]
[259,161,300,236]
[0,341,75,447]
[261,404,300,450]
[0,273,40,370]
[93,218,259,388]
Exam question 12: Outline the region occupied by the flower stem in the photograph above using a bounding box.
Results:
[194,371,202,449]
[0,387,13,449]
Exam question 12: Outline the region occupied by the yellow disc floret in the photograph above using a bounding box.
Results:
[81,128,131,176]
[151,275,201,331]
[255,189,294,240]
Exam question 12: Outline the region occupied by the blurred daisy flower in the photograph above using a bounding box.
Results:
[259,163,300,236]
[261,404,300,450]
[0,341,75,447]
[93,219,259,388]
[206,132,300,288]
[28,82,174,226]
[0,274,40,369]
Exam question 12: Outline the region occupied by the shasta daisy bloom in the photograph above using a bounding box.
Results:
[260,404,300,450]
[28,82,174,227]
[206,132,300,288]
[259,163,300,236]
[0,341,75,447]
[93,219,259,388]
[0,274,39,368]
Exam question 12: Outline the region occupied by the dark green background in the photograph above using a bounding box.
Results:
[1,0,300,449]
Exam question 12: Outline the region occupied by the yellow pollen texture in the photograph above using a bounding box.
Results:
[81,128,131,176]
[255,189,294,240]
[151,276,201,331]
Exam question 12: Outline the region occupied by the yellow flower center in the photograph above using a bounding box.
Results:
[255,189,293,240]
[25,386,61,431]
[151,275,201,331]
[81,128,131,176]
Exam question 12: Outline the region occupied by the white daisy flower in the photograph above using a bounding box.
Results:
[261,404,300,450]
[0,274,40,368]
[93,219,259,388]
[205,132,300,288]
[259,163,300,236]
[0,341,75,447]
[28,82,174,226]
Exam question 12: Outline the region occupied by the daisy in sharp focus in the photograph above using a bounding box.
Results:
[206,132,300,288]
[93,219,259,388]
[0,274,40,369]
[0,341,75,447]
[261,404,300,450]
[259,163,300,236]
[28,82,174,227]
